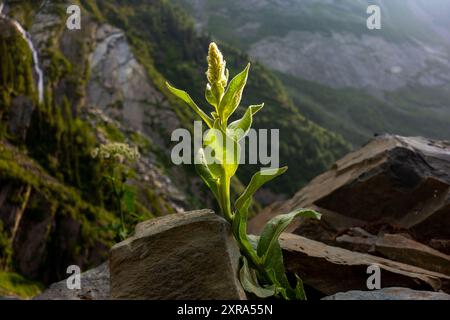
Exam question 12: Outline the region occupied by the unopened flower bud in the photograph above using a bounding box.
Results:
[206,42,227,88]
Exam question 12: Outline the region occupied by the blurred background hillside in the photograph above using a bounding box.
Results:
[177,0,450,146]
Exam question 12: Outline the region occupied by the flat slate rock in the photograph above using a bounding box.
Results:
[33,262,110,300]
[280,233,450,295]
[323,287,450,300]
[250,135,450,254]
[337,232,450,275]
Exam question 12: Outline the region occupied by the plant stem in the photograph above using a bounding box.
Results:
[111,175,125,236]
[220,177,233,222]
[212,88,274,292]
[217,176,269,283]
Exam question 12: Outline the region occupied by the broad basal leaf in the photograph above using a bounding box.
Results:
[264,240,292,297]
[166,82,213,128]
[260,240,306,300]
[232,198,259,263]
[239,256,276,298]
[257,209,321,260]
[294,274,306,300]
[219,64,250,121]
[256,209,320,299]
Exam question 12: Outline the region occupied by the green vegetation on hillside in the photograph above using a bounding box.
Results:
[85,0,350,195]
[0,20,37,134]
[279,72,450,146]
[0,1,181,285]
[0,271,43,299]
[0,141,118,281]
[176,0,446,50]
[177,0,450,148]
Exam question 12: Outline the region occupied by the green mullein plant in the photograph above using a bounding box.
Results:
[166,43,321,300]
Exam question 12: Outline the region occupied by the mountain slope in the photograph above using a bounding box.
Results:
[177,0,450,145]
[84,0,350,195]
[0,0,206,288]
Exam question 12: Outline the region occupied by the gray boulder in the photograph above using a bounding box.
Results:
[110,210,246,300]
[280,233,450,295]
[251,135,450,254]
[323,287,450,300]
[34,262,110,300]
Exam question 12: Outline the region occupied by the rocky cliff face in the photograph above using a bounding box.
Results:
[248,30,450,91]
[0,0,203,288]
[181,0,450,91]
[87,24,181,141]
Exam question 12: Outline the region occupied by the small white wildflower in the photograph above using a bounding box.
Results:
[91,142,140,164]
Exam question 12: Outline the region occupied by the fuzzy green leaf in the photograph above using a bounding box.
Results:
[232,198,259,263]
[257,209,321,260]
[204,119,240,179]
[203,120,225,178]
[235,167,287,212]
[262,241,305,300]
[228,104,264,141]
[219,64,250,121]
[194,148,219,201]
[248,235,260,251]
[166,82,213,128]
[264,241,292,294]
[294,275,306,300]
[205,84,219,108]
[239,256,276,298]
[256,209,320,299]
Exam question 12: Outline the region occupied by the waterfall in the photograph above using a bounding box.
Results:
[0,1,45,104]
